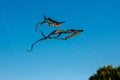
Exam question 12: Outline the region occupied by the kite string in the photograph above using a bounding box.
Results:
[68,23,102,64]
[1,10,17,53]
[60,23,87,65]
[68,39,87,65]
[81,33,102,64]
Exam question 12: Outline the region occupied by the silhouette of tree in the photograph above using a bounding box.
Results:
[89,65,120,80]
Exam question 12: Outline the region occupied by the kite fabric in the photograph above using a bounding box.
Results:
[28,15,84,52]
[28,29,84,52]
[36,16,65,32]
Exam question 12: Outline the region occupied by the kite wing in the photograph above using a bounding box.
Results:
[47,17,59,23]
[56,29,84,40]
[44,15,65,24]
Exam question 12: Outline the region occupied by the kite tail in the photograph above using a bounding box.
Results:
[40,30,46,38]
[44,15,47,20]
[27,43,34,52]
[27,38,44,52]
[36,23,39,32]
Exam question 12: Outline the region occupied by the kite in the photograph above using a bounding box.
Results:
[36,16,65,32]
[47,29,84,40]
[28,29,84,52]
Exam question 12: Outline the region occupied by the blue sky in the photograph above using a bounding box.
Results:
[0,0,120,80]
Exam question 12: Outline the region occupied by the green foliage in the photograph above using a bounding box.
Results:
[89,65,120,80]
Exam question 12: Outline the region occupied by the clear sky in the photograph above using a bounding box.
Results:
[0,0,120,80]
